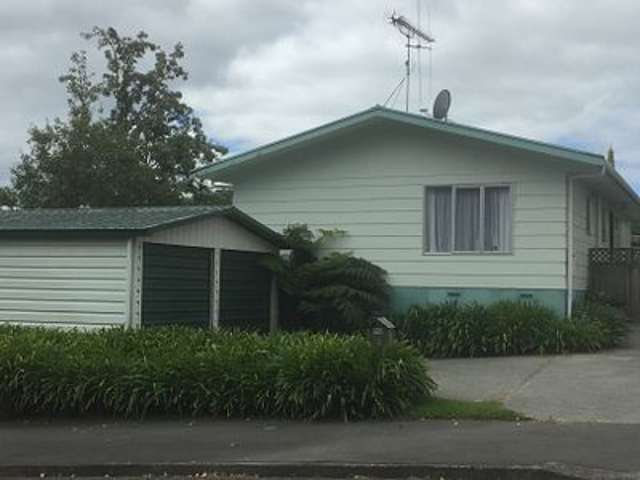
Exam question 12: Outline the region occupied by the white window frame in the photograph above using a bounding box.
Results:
[423,183,514,255]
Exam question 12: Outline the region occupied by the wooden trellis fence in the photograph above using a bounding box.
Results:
[589,248,640,319]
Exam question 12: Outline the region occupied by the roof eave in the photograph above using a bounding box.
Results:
[0,229,139,239]
[194,106,606,179]
[0,206,287,247]
[141,207,233,233]
[605,165,640,215]
[192,106,383,180]
[224,207,288,248]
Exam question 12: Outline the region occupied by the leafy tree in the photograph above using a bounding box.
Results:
[9,27,227,207]
[0,187,17,207]
[262,225,390,332]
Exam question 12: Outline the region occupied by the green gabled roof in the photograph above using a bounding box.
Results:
[0,205,286,246]
[193,105,606,179]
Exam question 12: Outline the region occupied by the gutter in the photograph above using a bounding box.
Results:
[603,163,640,210]
[566,165,606,317]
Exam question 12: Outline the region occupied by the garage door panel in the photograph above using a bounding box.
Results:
[142,243,210,328]
[219,250,271,332]
[139,312,208,328]
[143,272,209,282]
[143,255,209,269]
[143,300,210,311]
[142,283,208,294]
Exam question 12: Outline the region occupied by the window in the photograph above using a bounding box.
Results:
[425,186,452,252]
[484,186,513,252]
[454,187,481,251]
[425,185,512,253]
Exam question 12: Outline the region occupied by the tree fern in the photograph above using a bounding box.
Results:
[262,225,390,332]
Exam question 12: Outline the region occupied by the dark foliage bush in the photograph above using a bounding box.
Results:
[558,301,629,352]
[394,300,628,358]
[0,327,435,420]
[262,224,390,333]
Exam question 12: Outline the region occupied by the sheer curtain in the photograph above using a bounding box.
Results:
[426,187,452,252]
[484,186,512,252]
[455,188,481,251]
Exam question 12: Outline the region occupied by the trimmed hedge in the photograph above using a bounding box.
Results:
[0,327,435,420]
[394,300,628,358]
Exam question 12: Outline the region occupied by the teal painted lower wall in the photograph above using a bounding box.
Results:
[390,286,568,316]
[572,289,587,304]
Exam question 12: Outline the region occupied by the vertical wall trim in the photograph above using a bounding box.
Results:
[212,248,221,328]
[124,238,134,328]
[566,175,574,318]
[269,276,279,333]
[208,250,215,328]
[132,238,144,328]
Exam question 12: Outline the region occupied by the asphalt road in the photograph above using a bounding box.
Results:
[2,418,640,475]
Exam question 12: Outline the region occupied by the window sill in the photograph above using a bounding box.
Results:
[422,251,514,256]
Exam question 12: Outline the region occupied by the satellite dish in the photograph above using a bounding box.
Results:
[433,89,452,120]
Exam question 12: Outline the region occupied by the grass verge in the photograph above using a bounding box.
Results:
[411,397,526,421]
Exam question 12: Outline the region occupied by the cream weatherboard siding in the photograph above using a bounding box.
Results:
[142,216,277,253]
[0,239,131,329]
[571,182,600,293]
[618,220,633,247]
[227,125,577,310]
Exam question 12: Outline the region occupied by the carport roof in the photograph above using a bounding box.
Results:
[0,205,286,246]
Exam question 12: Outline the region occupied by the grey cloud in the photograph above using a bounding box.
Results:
[0,0,638,190]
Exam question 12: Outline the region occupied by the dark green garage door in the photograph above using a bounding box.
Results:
[220,250,271,332]
[142,243,211,328]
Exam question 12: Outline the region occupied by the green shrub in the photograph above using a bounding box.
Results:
[0,327,435,420]
[395,300,628,358]
[262,224,390,332]
[558,302,628,352]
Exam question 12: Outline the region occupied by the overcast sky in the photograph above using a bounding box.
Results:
[1,0,639,190]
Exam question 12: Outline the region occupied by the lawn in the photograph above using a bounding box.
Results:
[411,397,526,421]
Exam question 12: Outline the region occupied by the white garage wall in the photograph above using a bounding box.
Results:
[0,239,131,329]
[142,216,277,253]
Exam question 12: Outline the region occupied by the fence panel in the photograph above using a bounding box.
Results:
[589,248,640,320]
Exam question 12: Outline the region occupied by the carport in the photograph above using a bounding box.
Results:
[0,205,285,331]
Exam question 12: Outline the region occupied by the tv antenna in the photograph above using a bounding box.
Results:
[388,12,435,112]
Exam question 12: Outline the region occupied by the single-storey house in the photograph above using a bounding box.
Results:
[0,205,284,330]
[195,106,640,316]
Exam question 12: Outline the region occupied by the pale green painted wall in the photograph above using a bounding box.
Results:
[572,181,600,292]
[224,122,604,316]
[572,181,634,291]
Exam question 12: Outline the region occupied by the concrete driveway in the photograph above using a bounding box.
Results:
[428,325,640,423]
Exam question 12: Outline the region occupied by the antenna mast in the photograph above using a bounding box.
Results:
[389,13,434,112]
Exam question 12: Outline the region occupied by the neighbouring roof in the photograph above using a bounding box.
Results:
[193,105,606,179]
[0,205,285,246]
